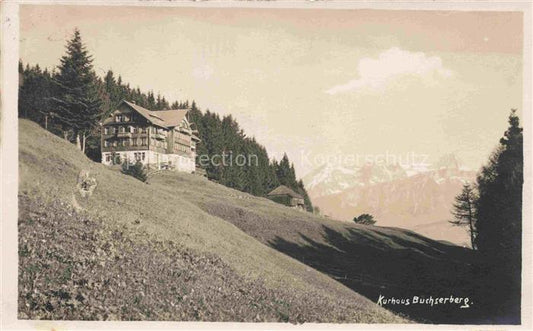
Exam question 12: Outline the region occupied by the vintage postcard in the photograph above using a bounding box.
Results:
[1,1,531,330]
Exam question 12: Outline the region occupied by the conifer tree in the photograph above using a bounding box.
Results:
[266,161,280,193]
[476,110,522,258]
[156,93,163,110]
[104,71,119,104]
[147,91,156,109]
[50,28,103,153]
[19,62,54,127]
[449,183,478,249]
[276,154,294,187]
[474,109,523,322]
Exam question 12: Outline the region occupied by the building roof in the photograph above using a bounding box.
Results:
[155,109,189,127]
[122,100,189,129]
[267,185,304,199]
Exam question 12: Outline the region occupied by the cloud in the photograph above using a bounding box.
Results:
[325,47,452,95]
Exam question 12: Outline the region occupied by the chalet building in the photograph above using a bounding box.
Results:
[267,185,305,210]
[101,100,200,172]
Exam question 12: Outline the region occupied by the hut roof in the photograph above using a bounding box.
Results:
[267,185,303,199]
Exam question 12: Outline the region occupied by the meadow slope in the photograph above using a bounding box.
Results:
[18,119,404,323]
[150,165,477,323]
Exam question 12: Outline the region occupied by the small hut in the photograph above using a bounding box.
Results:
[267,185,305,210]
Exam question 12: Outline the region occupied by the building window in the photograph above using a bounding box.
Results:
[116,114,123,122]
[113,141,118,147]
[104,140,110,147]
[129,126,135,133]
[141,138,147,146]
[133,152,146,161]
[119,126,125,133]
[132,138,137,146]
[105,154,111,162]
[104,127,109,135]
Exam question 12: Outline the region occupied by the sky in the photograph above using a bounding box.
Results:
[19,5,524,177]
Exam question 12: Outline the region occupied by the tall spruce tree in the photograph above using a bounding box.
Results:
[474,109,523,323]
[51,28,103,153]
[276,154,296,187]
[476,110,523,257]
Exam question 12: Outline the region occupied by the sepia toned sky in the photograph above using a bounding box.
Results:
[19,5,523,176]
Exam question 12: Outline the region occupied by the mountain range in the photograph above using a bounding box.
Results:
[303,155,476,246]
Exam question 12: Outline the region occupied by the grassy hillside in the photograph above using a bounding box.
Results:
[18,119,404,323]
[150,169,479,323]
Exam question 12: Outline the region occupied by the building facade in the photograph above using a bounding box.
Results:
[101,100,200,173]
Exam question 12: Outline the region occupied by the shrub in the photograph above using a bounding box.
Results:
[121,161,147,182]
[353,213,376,225]
[112,153,121,165]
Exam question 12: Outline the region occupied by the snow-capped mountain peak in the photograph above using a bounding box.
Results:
[302,163,357,197]
[304,154,477,246]
[303,162,409,198]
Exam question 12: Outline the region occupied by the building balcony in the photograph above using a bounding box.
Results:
[154,133,166,140]
[176,138,191,145]
[117,132,132,138]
